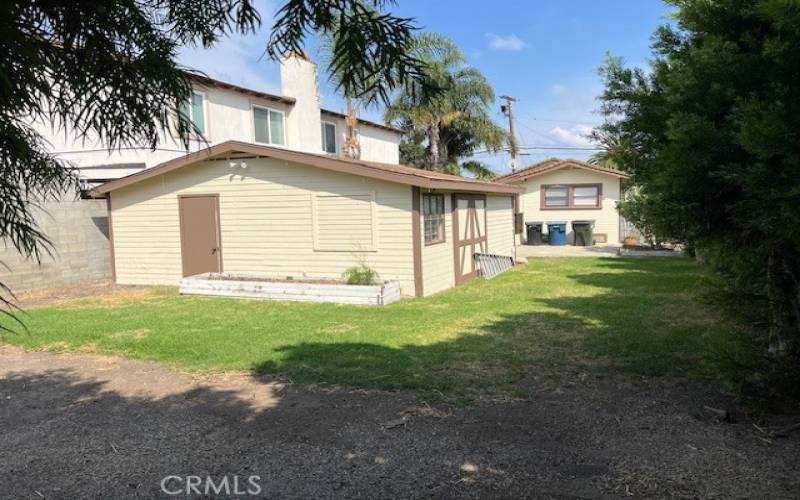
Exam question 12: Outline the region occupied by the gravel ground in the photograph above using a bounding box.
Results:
[1,345,798,499]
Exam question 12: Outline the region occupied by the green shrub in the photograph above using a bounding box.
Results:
[342,264,379,285]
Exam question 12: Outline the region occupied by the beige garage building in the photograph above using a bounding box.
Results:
[91,141,522,297]
[495,159,629,244]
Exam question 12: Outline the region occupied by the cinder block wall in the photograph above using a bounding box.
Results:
[0,198,112,292]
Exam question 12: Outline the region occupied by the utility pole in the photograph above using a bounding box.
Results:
[500,95,519,172]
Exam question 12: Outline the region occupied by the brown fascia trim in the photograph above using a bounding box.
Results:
[189,74,296,105]
[319,109,405,135]
[411,186,424,297]
[494,159,560,182]
[106,195,116,282]
[89,141,524,196]
[495,160,629,184]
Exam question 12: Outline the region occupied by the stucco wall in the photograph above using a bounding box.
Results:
[320,113,402,164]
[32,84,294,176]
[0,198,111,292]
[517,169,622,244]
[110,158,417,294]
[32,57,401,185]
[281,56,323,154]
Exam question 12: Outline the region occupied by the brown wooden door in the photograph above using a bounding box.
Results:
[452,193,487,285]
[178,194,222,277]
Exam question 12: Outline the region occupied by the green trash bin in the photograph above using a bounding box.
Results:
[572,220,595,246]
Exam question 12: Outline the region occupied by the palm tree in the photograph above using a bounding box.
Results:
[589,130,637,171]
[316,9,386,159]
[454,160,496,180]
[384,33,506,174]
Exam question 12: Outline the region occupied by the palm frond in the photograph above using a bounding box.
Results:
[460,160,496,180]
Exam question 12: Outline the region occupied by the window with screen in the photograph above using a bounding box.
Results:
[543,186,569,207]
[573,185,600,206]
[423,194,445,245]
[542,184,601,209]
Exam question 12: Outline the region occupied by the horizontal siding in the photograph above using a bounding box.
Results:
[420,193,514,296]
[111,158,415,293]
[421,192,455,296]
[518,169,622,244]
[486,195,515,257]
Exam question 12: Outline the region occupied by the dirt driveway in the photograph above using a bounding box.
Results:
[1,345,798,499]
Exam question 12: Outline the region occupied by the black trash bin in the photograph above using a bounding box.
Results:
[572,220,595,246]
[525,222,543,245]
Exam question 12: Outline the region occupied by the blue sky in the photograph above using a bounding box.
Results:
[179,0,673,174]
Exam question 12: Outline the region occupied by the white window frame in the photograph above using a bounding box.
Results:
[175,89,209,139]
[321,120,338,155]
[422,193,446,245]
[251,104,287,147]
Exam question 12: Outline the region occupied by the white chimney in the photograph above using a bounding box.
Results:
[280,52,322,154]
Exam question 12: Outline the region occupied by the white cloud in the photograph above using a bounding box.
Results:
[177,0,280,94]
[550,84,568,97]
[485,33,530,51]
[548,124,597,148]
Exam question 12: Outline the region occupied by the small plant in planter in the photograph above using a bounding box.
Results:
[342,264,379,285]
[623,235,639,247]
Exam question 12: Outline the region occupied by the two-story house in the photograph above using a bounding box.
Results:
[38,53,404,186]
[26,53,519,298]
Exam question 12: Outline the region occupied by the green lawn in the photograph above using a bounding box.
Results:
[4,258,754,397]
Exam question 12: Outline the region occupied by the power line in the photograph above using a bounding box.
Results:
[523,114,603,126]
[519,145,602,151]
[470,145,603,155]
[517,120,565,146]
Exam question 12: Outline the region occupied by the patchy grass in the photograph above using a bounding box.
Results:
[3,258,756,397]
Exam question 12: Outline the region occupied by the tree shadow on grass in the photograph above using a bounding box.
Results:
[2,258,794,497]
[254,258,748,396]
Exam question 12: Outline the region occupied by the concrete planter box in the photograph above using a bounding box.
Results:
[618,248,684,257]
[179,273,402,305]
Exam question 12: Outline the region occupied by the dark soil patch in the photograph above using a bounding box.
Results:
[1,345,797,499]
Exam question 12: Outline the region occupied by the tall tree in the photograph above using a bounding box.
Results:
[384,33,505,175]
[589,130,639,171]
[596,0,800,357]
[1,0,426,330]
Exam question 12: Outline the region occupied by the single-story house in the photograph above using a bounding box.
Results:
[495,159,629,244]
[91,141,523,297]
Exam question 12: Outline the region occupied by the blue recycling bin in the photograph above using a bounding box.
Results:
[547,221,568,246]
